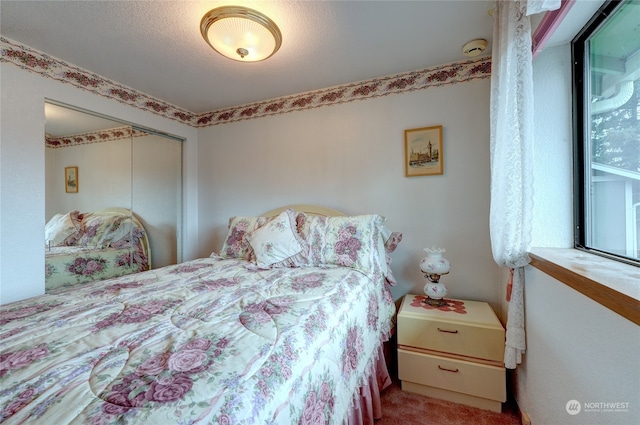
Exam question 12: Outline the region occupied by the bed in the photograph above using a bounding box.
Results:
[44,208,151,290]
[1,205,402,424]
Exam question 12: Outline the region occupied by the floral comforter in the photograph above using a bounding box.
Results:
[45,244,149,290]
[1,256,395,424]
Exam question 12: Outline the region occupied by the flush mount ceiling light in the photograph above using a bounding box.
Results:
[462,39,487,57]
[200,6,282,62]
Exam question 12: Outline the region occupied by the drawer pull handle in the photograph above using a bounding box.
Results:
[438,365,459,373]
[437,327,458,334]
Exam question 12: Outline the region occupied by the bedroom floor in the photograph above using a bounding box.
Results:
[377,378,522,425]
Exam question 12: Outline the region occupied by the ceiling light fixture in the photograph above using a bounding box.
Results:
[200,6,282,63]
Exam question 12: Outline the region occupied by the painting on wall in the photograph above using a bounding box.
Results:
[65,166,78,193]
[404,125,443,177]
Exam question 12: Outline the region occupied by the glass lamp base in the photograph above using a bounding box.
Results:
[424,281,447,301]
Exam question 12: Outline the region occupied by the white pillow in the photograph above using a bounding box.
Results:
[246,209,305,269]
[45,213,79,246]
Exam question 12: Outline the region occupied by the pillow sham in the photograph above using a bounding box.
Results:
[45,211,83,246]
[245,209,306,269]
[219,215,274,260]
[384,231,403,254]
[382,231,403,286]
[100,215,137,247]
[296,213,389,280]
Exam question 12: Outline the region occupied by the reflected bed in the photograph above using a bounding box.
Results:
[44,208,151,290]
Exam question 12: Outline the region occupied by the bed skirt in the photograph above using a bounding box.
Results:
[345,343,392,425]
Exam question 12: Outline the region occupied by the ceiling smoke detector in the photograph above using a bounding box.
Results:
[462,39,487,57]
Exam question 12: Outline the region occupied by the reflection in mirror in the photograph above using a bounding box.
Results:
[132,130,182,269]
[44,101,182,291]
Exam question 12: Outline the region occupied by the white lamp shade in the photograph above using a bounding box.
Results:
[419,247,450,275]
[201,7,282,63]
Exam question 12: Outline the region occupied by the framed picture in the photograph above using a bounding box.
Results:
[404,125,443,177]
[65,166,78,193]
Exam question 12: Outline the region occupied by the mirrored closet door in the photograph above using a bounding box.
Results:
[44,101,182,289]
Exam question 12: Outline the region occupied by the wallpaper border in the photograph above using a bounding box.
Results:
[46,126,150,148]
[2,36,491,128]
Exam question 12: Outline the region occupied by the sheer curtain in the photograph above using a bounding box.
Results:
[489,0,560,369]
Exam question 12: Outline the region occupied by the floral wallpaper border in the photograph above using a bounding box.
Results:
[46,126,150,148]
[2,36,491,128]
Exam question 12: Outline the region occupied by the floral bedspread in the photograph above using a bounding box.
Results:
[45,245,149,290]
[1,256,395,424]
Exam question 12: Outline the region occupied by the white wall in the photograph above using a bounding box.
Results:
[516,44,640,425]
[520,267,640,424]
[197,79,503,308]
[0,66,44,303]
[0,63,199,304]
[531,44,574,248]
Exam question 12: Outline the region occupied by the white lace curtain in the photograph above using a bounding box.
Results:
[489,0,560,369]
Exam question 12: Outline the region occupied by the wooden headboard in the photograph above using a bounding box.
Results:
[261,204,345,217]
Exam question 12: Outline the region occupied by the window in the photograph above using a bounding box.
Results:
[572,0,640,265]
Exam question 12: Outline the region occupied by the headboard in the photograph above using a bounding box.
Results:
[261,204,345,218]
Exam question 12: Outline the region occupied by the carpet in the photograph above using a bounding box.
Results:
[375,380,522,425]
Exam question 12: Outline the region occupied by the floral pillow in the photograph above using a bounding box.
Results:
[296,213,390,280]
[219,215,274,260]
[45,210,83,246]
[245,209,306,269]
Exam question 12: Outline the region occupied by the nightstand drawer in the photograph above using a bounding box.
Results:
[397,315,504,363]
[398,349,506,402]
[397,296,505,364]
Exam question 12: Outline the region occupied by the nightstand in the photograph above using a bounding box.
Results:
[397,294,506,412]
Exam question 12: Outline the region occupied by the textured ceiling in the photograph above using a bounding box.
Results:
[1,0,495,115]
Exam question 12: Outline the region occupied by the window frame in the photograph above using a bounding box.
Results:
[571,0,640,267]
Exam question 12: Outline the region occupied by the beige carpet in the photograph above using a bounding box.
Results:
[375,380,522,425]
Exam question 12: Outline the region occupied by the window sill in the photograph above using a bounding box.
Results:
[528,248,640,325]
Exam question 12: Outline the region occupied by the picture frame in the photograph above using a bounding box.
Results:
[404,125,443,177]
[65,166,78,193]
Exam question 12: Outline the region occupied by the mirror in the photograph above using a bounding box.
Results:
[44,101,182,289]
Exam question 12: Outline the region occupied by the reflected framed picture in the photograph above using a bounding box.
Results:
[404,125,443,177]
[65,166,78,193]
